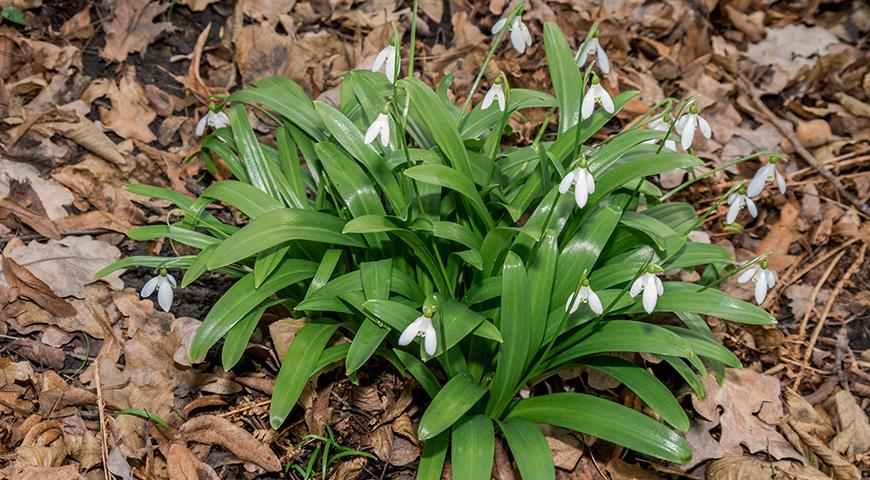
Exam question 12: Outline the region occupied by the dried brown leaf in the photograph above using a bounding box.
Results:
[99,68,157,142]
[1,257,76,317]
[829,390,870,457]
[706,455,830,480]
[101,0,174,62]
[179,415,281,472]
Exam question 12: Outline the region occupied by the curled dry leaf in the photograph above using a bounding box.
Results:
[706,455,830,480]
[166,443,220,480]
[829,390,870,458]
[101,0,174,62]
[10,465,85,480]
[0,157,74,220]
[1,257,76,318]
[179,415,281,472]
[99,68,157,143]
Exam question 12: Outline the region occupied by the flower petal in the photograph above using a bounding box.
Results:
[680,116,696,151]
[482,86,496,110]
[576,40,591,67]
[195,115,208,137]
[726,200,741,224]
[492,18,506,35]
[596,42,610,73]
[746,165,771,197]
[584,169,595,194]
[629,276,644,297]
[738,268,757,284]
[587,290,604,315]
[558,169,576,194]
[574,171,589,208]
[364,119,381,145]
[510,25,525,54]
[398,317,424,346]
[140,276,159,298]
[697,114,712,139]
[642,276,658,313]
[166,274,177,288]
[157,280,173,312]
[385,48,397,83]
[372,47,389,73]
[746,197,758,218]
[754,276,768,304]
[598,86,614,113]
[766,270,777,288]
[424,325,438,356]
[775,169,787,194]
[581,88,596,120]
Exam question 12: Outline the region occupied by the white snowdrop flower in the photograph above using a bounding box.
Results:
[576,34,610,74]
[398,314,437,356]
[738,261,777,304]
[566,279,604,315]
[644,115,677,151]
[675,104,711,151]
[140,270,177,312]
[747,156,787,197]
[629,270,664,314]
[195,109,229,136]
[726,188,758,225]
[558,156,595,208]
[581,75,614,120]
[364,112,391,147]
[492,16,532,54]
[481,82,506,112]
[372,45,399,83]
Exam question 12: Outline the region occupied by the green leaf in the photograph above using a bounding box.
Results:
[227,106,283,200]
[620,282,776,325]
[394,349,442,398]
[451,414,494,480]
[498,417,555,480]
[93,255,197,280]
[200,180,283,219]
[527,229,558,361]
[314,102,406,213]
[189,259,318,362]
[507,393,692,464]
[275,125,310,209]
[400,77,473,179]
[128,225,218,250]
[270,319,340,428]
[416,432,448,480]
[115,409,170,428]
[662,326,742,368]
[346,260,393,375]
[487,252,530,417]
[405,164,494,230]
[222,301,274,370]
[208,208,366,269]
[543,22,583,134]
[619,210,685,255]
[418,372,486,440]
[226,76,325,140]
[580,356,689,431]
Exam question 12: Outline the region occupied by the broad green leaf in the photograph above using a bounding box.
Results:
[226,76,325,140]
[394,349,441,398]
[416,432,448,480]
[200,180,282,219]
[580,356,689,431]
[507,393,692,463]
[451,414,494,480]
[346,259,393,375]
[498,417,555,480]
[619,210,685,255]
[253,245,289,288]
[662,326,742,368]
[275,125,309,209]
[405,164,494,229]
[227,106,282,200]
[207,208,366,269]
[526,229,558,361]
[315,143,386,217]
[543,22,583,134]
[270,319,340,428]
[400,77,473,178]
[189,259,318,362]
[128,225,218,250]
[487,252,530,417]
[222,301,275,370]
[418,372,486,440]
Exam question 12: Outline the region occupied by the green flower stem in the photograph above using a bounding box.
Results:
[456,2,525,126]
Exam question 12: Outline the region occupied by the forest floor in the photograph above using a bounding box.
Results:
[0,0,868,478]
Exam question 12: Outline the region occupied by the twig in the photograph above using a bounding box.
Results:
[793,242,867,390]
[735,74,870,217]
[95,358,114,480]
[794,247,847,341]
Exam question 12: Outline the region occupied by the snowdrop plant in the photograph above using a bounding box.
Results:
[576,30,610,74]
[726,188,758,225]
[581,74,614,120]
[738,260,777,304]
[98,12,777,479]
[481,80,507,112]
[363,111,391,147]
[492,15,532,54]
[195,106,229,136]
[747,155,787,197]
[140,270,176,312]
[676,104,711,151]
[372,44,399,83]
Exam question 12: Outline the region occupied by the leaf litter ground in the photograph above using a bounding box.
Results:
[0,0,868,479]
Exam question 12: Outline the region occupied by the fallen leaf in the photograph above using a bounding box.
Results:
[1,257,76,317]
[706,455,830,480]
[757,200,801,271]
[829,390,870,457]
[11,465,85,480]
[179,415,281,472]
[4,236,123,299]
[166,443,220,480]
[99,68,157,142]
[101,0,175,62]
[685,369,801,470]
[0,157,74,220]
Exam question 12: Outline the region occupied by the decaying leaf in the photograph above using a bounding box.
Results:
[829,390,870,458]
[1,257,76,317]
[101,0,174,62]
[706,455,830,480]
[179,415,281,472]
[99,68,157,143]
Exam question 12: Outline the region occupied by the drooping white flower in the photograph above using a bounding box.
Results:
[747,156,787,197]
[140,271,177,312]
[581,75,614,120]
[576,35,610,74]
[398,314,437,356]
[629,270,664,314]
[644,116,677,151]
[481,83,506,112]
[364,113,391,147]
[566,280,603,315]
[558,157,595,208]
[372,45,399,83]
[738,261,777,304]
[492,16,532,54]
[195,110,230,136]
[726,189,758,225]
[675,105,712,150]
